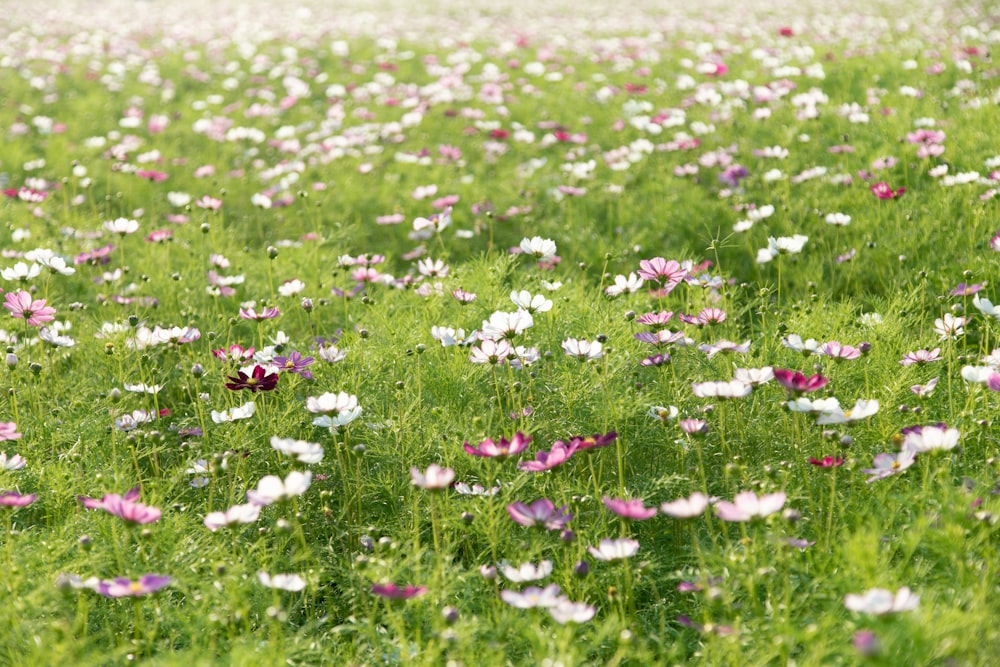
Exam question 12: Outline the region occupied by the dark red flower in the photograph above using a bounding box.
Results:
[225,365,279,392]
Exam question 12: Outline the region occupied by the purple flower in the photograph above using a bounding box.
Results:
[96,574,171,597]
[78,487,161,525]
[506,499,572,530]
[602,497,657,520]
[273,351,315,379]
[861,451,916,482]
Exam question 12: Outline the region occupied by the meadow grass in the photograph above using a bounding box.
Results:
[2,0,1000,665]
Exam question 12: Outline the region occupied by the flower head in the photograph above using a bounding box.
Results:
[4,290,55,326]
[78,487,161,525]
[714,491,786,522]
[845,587,919,614]
[96,574,171,598]
[506,498,572,530]
[371,582,427,600]
[861,451,916,482]
[588,538,640,561]
[411,464,455,490]
[602,497,657,520]
[773,368,829,395]
[660,492,711,518]
[225,364,279,392]
[464,432,531,458]
[518,440,579,472]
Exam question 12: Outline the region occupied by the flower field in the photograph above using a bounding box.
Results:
[2,0,1000,664]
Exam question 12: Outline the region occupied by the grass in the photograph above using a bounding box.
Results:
[2,0,1000,664]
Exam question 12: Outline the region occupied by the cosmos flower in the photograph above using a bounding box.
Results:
[371,583,427,600]
[203,503,262,530]
[506,499,572,530]
[588,538,640,561]
[501,584,563,609]
[605,273,645,296]
[78,487,161,525]
[815,399,879,425]
[773,369,829,395]
[0,423,22,441]
[270,436,324,464]
[660,492,711,518]
[0,491,37,507]
[519,237,557,260]
[900,349,941,366]
[247,471,312,506]
[464,432,531,458]
[273,351,315,379]
[561,338,603,360]
[845,587,919,614]
[690,380,751,399]
[95,575,171,598]
[499,560,553,583]
[549,600,597,624]
[602,497,657,520]
[257,572,306,592]
[411,464,455,490]
[211,401,256,423]
[225,364,279,392]
[861,451,916,482]
[518,440,579,472]
[900,423,959,453]
[4,290,56,326]
[0,452,26,470]
[714,491,786,522]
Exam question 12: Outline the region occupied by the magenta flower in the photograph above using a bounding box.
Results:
[870,182,905,199]
[464,432,531,458]
[518,440,579,472]
[570,431,617,452]
[4,290,56,326]
[78,487,161,525]
[714,491,786,522]
[773,368,829,395]
[0,491,37,507]
[602,497,657,520]
[506,498,572,530]
[96,574,171,598]
[370,582,427,600]
[809,456,844,468]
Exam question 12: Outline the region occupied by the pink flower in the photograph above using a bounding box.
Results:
[371,582,427,600]
[602,497,657,520]
[410,464,455,490]
[0,422,22,441]
[714,491,786,522]
[0,491,36,507]
[518,440,579,472]
[196,195,223,211]
[464,432,531,458]
[96,574,171,598]
[4,290,56,326]
[78,486,161,525]
[636,257,688,287]
[506,499,573,530]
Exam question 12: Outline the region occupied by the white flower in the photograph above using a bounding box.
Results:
[648,405,679,421]
[499,560,553,583]
[973,295,1000,320]
[690,380,751,398]
[1,262,41,281]
[306,391,359,414]
[277,279,305,297]
[0,452,26,471]
[786,397,841,413]
[902,424,959,454]
[815,399,879,425]
[211,401,256,423]
[257,572,306,592]
[114,409,155,431]
[588,538,640,561]
[203,503,262,530]
[561,338,603,361]
[660,492,711,518]
[933,313,967,340]
[845,587,919,615]
[480,310,534,341]
[824,212,851,226]
[510,290,553,313]
[431,326,477,347]
[500,584,563,609]
[605,273,644,296]
[103,217,140,235]
[247,470,312,506]
[123,382,162,394]
[270,436,324,464]
[962,365,996,383]
[733,367,774,385]
[540,280,563,291]
[549,600,596,624]
[39,327,75,348]
[519,236,557,260]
